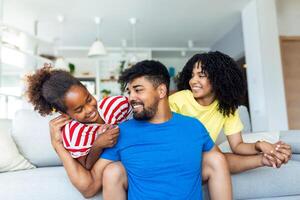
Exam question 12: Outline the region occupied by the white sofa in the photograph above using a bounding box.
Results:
[1,109,300,200]
[0,110,102,200]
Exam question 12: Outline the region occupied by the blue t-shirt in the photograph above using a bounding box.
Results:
[101,112,214,200]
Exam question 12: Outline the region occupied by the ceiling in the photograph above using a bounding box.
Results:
[3,0,250,48]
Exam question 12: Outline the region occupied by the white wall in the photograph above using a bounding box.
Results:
[242,0,288,131]
[153,56,186,74]
[276,0,300,36]
[65,50,151,98]
[152,55,189,91]
[211,21,245,60]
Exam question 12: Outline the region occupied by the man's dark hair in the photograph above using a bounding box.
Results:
[119,60,170,93]
[26,64,84,116]
[176,51,246,117]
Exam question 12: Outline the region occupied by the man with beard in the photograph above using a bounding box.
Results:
[49,60,231,200]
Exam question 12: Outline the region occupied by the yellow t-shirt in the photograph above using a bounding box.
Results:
[169,90,243,142]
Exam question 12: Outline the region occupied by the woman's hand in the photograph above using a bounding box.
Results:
[49,114,72,148]
[256,140,291,166]
[255,140,276,154]
[94,125,120,148]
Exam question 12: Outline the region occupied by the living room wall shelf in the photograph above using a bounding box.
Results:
[100,78,118,82]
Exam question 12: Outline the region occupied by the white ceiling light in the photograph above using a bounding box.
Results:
[88,17,107,57]
[121,39,127,48]
[57,15,64,23]
[181,50,186,57]
[121,39,127,58]
[188,40,194,48]
[54,15,68,70]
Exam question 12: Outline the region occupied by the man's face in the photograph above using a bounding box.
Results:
[127,76,160,121]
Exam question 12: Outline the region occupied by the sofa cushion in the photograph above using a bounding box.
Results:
[231,160,300,199]
[0,119,35,172]
[280,130,300,154]
[0,166,102,200]
[292,154,300,162]
[250,196,300,200]
[11,109,62,167]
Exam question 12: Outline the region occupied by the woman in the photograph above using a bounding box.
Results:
[169,51,292,173]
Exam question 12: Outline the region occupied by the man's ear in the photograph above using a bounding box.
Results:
[157,84,168,99]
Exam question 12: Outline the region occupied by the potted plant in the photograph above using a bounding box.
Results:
[101,89,111,98]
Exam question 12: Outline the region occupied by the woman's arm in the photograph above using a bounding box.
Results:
[227,132,258,155]
[227,132,291,165]
[49,115,113,198]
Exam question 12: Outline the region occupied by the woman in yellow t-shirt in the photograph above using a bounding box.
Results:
[169,51,292,197]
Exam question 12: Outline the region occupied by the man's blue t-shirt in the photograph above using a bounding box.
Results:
[101,112,214,200]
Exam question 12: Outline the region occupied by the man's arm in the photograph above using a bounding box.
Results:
[49,115,113,198]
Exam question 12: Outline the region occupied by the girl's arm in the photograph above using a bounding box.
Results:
[77,125,119,170]
[49,115,113,198]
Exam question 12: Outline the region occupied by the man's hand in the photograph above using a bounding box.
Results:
[49,114,72,148]
[274,141,292,164]
[261,153,281,168]
[94,125,120,148]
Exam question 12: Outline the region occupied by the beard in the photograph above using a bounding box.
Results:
[131,100,159,121]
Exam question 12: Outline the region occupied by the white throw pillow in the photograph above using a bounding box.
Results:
[12,110,62,167]
[0,119,35,172]
[218,131,280,153]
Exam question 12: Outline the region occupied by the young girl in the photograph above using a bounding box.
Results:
[169,51,292,172]
[26,64,132,169]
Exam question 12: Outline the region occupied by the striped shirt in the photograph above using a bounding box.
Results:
[62,95,132,158]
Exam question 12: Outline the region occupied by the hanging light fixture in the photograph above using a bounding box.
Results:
[120,39,127,58]
[188,40,194,48]
[128,17,138,65]
[88,17,107,57]
[54,15,68,70]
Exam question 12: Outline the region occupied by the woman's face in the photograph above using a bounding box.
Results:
[63,85,101,124]
[188,62,215,102]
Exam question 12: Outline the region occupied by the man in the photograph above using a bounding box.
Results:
[49,60,232,199]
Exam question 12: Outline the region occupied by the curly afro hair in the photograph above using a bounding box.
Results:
[25,64,84,116]
[176,51,246,117]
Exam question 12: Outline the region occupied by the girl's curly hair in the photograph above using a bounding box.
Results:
[176,51,246,117]
[25,64,84,116]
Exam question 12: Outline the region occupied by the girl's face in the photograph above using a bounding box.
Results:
[189,62,215,103]
[63,85,101,124]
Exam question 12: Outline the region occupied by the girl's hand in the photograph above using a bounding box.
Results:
[94,126,119,148]
[49,114,72,147]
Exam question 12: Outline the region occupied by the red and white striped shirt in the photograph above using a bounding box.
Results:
[62,95,132,158]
